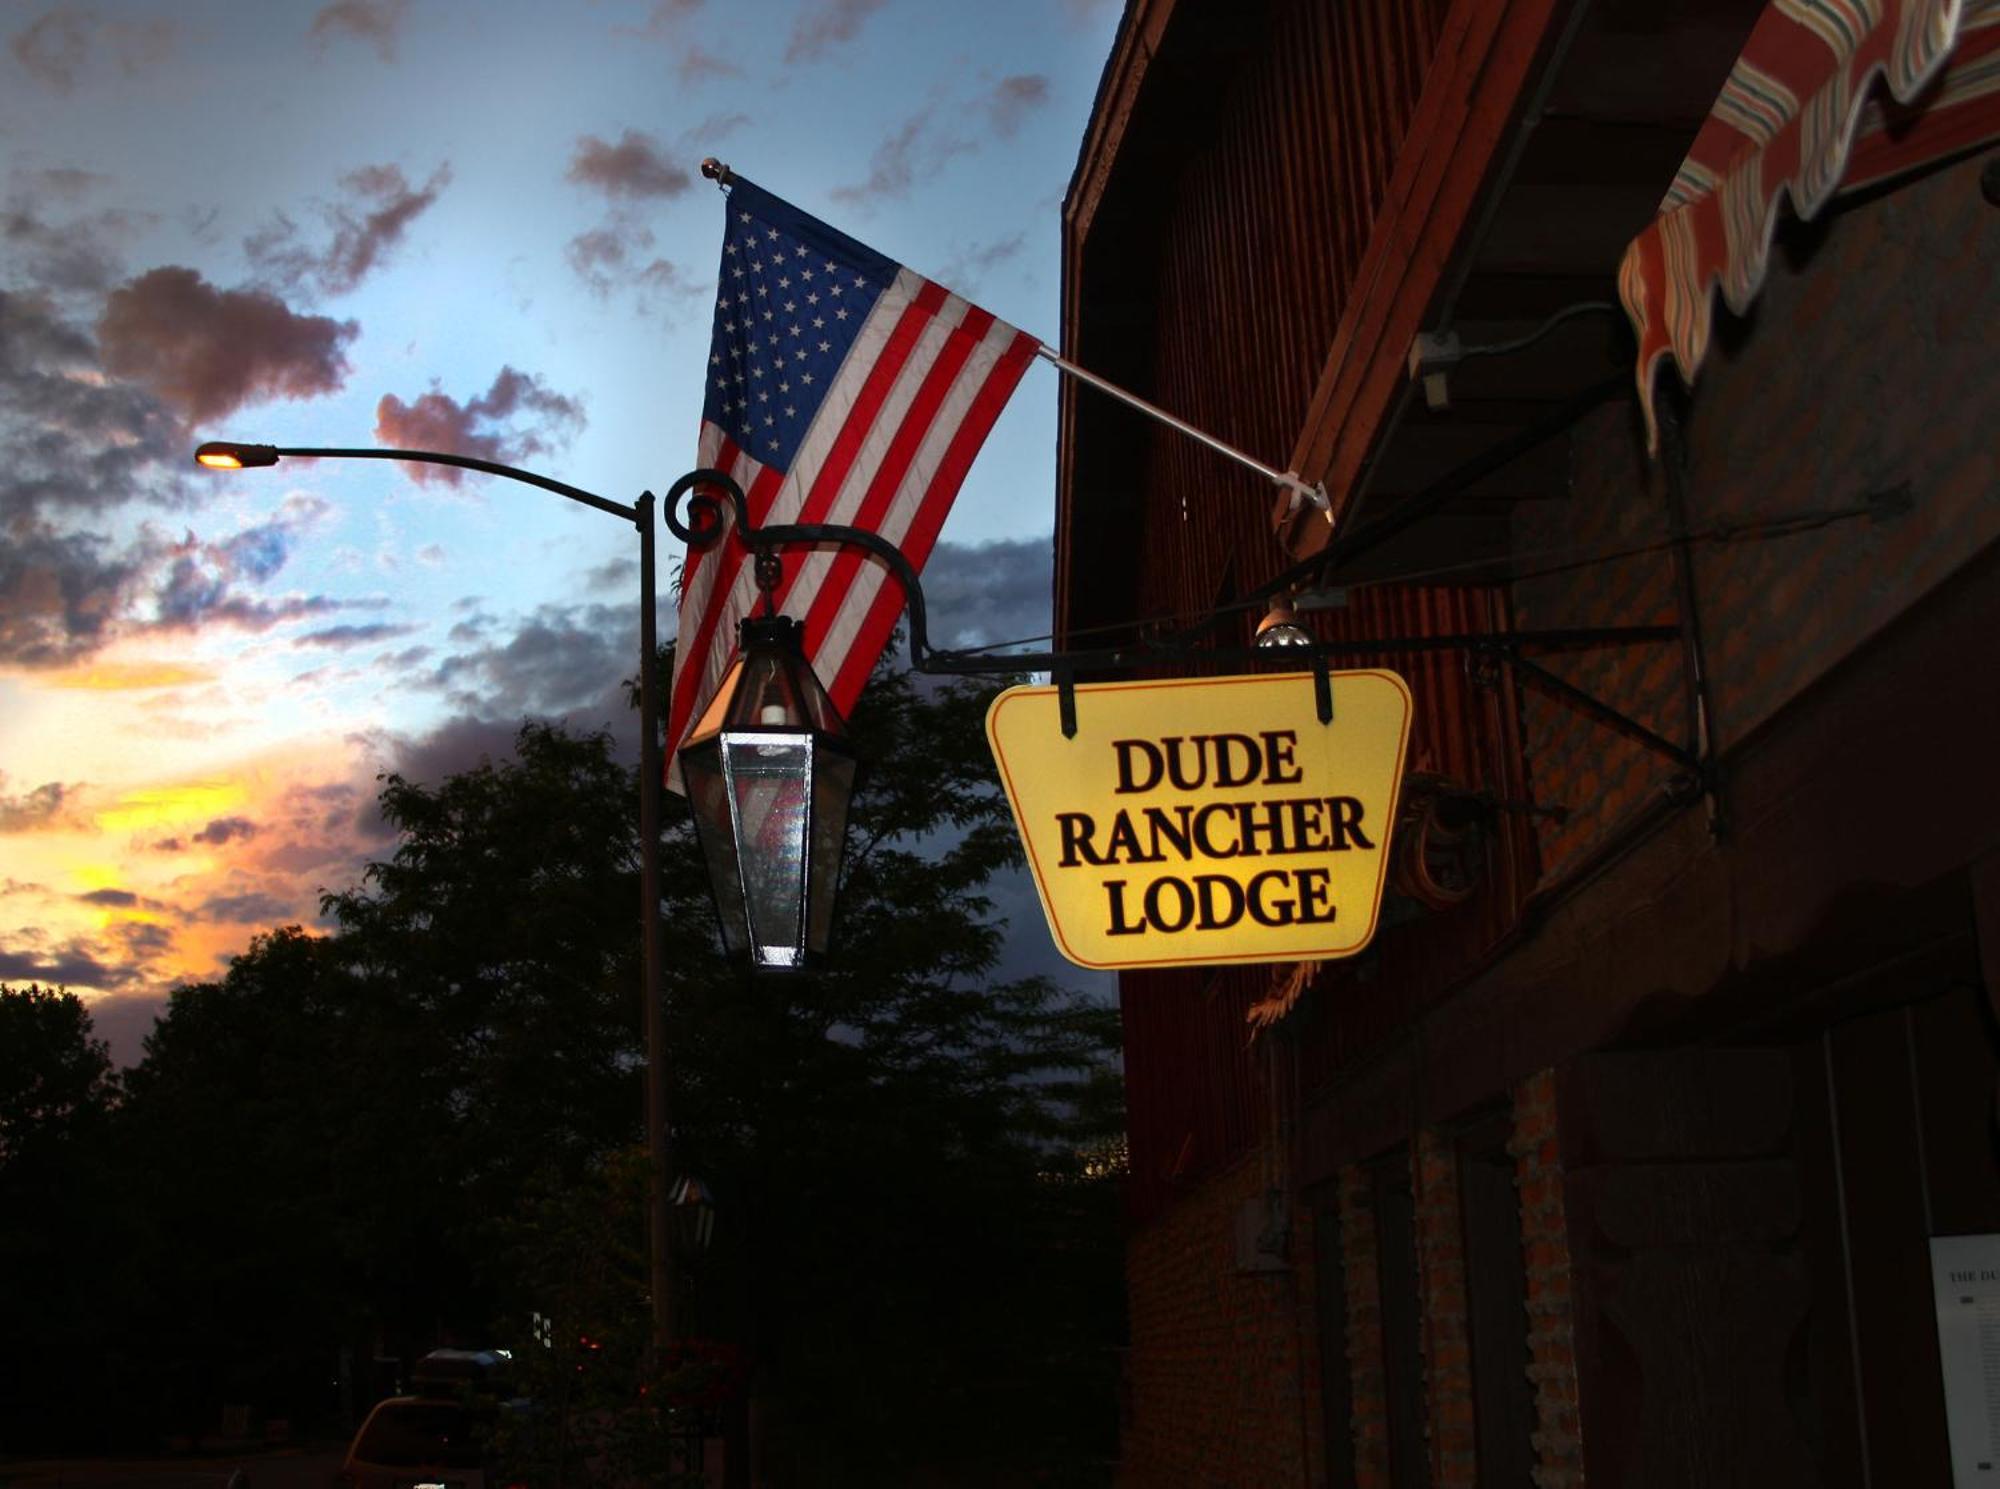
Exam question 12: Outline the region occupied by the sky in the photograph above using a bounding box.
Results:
[1,0,1124,1062]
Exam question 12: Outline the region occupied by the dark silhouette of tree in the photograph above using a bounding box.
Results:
[11,657,1126,1481]
[0,986,119,1449]
[0,984,114,1165]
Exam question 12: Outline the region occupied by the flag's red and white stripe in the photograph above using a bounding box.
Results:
[667,268,1038,785]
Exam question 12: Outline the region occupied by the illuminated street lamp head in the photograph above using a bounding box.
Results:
[194,441,280,470]
[677,613,857,973]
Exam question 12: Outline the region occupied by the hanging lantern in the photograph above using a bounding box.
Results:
[677,612,857,971]
[669,1173,718,1257]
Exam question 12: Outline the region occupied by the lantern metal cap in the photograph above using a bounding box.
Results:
[687,614,848,741]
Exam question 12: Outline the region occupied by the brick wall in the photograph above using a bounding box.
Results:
[1514,150,2000,886]
[1118,1076,1587,1487]
[1413,1129,1476,1488]
[1337,1163,1389,1489]
[1117,1144,1324,1488]
[1512,1070,1585,1489]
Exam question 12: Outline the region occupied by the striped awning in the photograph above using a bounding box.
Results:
[1619,0,2000,449]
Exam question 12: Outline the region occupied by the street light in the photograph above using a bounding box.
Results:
[678,589,857,971]
[197,441,676,1349]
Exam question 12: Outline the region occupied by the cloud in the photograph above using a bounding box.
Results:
[785,0,883,63]
[0,290,187,523]
[308,0,409,61]
[831,105,973,205]
[425,600,632,719]
[566,130,692,200]
[76,887,158,908]
[987,74,1049,138]
[373,366,585,485]
[3,199,142,296]
[918,537,1052,652]
[193,890,294,924]
[0,498,357,668]
[678,44,742,83]
[0,940,133,989]
[565,221,696,303]
[936,232,1027,293]
[45,661,214,691]
[584,556,637,591]
[0,524,149,667]
[191,816,258,845]
[96,266,357,424]
[371,713,536,790]
[149,537,344,634]
[10,6,174,93]
[244,162,452,297]
[292,621,416,649]
[26,167,112,198]
[622,0,702,36]
[351,601,647,788]
[0,775,87,833]
[680,110,752,147]
[827,78,1048,209]
[116,920,175,960]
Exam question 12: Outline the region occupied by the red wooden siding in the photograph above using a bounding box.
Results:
[1078,0,1555,1225]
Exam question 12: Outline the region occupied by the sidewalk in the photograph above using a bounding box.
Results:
[0,1444,344,1489]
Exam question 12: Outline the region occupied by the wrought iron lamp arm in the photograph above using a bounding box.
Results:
[663,467,1690,757]
[664,468,945,671]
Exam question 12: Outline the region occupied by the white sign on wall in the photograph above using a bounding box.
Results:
[1932,1233,2000,1485]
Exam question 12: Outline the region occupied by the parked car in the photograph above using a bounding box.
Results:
[334,1394,496,1489]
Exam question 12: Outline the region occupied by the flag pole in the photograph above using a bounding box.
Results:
[1032,346,1329,520]
[696,157,1331,525]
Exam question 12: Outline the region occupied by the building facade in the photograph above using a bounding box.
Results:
[1056,0,2000,1483]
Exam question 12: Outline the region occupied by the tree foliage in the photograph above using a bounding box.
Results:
[4,660,1127,1482]
[0,983,114,1166]
[0,985,122,1448]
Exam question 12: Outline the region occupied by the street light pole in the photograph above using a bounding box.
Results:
[636,489,673,1355]
[194,441,675,1353]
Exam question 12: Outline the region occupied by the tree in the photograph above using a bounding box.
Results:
[113,927,467,1440]
[73,654,1126,1479]
[658,664,1127,1484]
[0,983,114,1166]
[0,986,119,1450]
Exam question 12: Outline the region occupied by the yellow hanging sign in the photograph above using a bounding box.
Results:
[985,670,1413,970]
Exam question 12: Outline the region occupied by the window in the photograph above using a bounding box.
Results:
[1458,1109,1535,1487]
[1371,1149,1430,1489]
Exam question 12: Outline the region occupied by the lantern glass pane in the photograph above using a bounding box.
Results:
[807,748,856,956]
[724,733,811,968]
[680,740,747,956]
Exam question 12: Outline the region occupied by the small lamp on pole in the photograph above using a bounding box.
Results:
[675,556,857,971]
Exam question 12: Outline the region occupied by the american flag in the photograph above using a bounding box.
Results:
[666,176,1040,787]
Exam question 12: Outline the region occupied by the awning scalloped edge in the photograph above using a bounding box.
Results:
[1618,0,2000,453]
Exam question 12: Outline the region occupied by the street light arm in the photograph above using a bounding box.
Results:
[194,441,640,524]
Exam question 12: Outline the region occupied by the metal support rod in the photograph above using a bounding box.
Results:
[1507,651,1701,772]
[1656,400,1726,837]
[637,491,673,1356]
[1823,1030,1874,1488]
[1033,346,1330,517]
